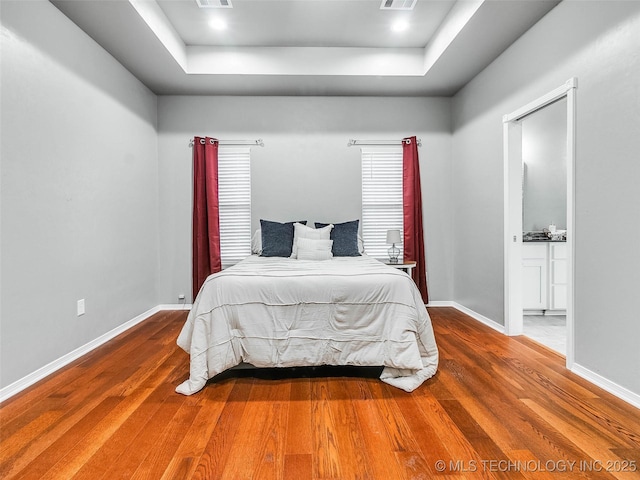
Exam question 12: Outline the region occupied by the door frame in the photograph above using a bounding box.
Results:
[503,78,577,368]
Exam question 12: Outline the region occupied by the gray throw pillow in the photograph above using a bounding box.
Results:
[315,220,361,257]
[260,219,306,257]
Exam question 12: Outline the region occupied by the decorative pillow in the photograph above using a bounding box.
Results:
[296,237,334,261]
[291,222,333,258]
[251,229,262,254]
[260,220,306,257]
[315,220,361,257]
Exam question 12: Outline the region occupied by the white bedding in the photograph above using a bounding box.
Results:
[176,255,438,395]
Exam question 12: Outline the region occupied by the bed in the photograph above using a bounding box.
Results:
[175,253,438,395]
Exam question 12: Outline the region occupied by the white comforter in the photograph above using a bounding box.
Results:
[176,255,438,395]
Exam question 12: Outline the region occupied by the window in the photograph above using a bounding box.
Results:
[218,147,251,268]
[361,147,403,261]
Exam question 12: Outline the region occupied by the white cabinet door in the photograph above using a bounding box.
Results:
[523,258,547,310]
[551,284,567,310]
[551,259,568,284]
[522,244,548,310]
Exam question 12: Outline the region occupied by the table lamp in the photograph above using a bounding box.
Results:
[386,229,401,264]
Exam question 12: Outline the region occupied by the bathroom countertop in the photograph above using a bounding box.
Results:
[523,238,566,242]
[523,232,566,242]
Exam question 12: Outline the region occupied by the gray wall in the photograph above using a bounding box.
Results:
[0,1,159,388]
[157,96,453,303]
[452,1,640,393]
[522,98,567,233]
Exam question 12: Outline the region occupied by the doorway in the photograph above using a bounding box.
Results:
[522,98,567,354]
[503,79,577,367]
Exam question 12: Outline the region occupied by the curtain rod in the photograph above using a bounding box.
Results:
[189,138,264,147]
[347,138,421,147]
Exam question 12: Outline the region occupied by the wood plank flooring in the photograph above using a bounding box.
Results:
[1,307,639,479]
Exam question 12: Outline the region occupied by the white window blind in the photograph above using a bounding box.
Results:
[361,147,403,261]
[218,147,251,268]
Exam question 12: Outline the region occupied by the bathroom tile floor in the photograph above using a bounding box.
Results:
[523,315,566,355]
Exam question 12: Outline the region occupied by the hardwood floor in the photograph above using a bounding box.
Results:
[1,307,639,479]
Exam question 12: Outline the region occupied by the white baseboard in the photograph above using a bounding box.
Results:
[157,303,193,311]
[428,301,505,334]
[0,304,189,403]
[571,364,640,410]
[425,300,452,307]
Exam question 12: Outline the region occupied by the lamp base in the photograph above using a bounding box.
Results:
[388,244,400,264]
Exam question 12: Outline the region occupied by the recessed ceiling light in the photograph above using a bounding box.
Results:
[197,0,233,8]
[380,0,416,10]
[208,18,227,30]
[391,20,409,33]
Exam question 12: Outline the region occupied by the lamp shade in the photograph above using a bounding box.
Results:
[386,229,402,244]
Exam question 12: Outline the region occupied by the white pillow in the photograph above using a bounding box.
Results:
[291,222,333,258]
[251,229,262,254]
[296,238,333,261]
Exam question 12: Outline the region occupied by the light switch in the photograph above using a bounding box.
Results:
[77,299,85,316]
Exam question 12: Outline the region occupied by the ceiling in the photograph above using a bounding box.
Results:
[50,0,560,96]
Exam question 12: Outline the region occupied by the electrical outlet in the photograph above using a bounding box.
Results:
[77,299,85,316]
[178,294,185,301]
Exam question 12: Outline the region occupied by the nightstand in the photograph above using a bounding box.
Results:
[385,261,416,276]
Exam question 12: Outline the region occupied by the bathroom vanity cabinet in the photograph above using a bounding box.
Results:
[522,241,567,314]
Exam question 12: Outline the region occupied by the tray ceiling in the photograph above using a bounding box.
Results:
[51,0,560,96]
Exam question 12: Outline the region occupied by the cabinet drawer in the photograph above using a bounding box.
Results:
[550,243,567,259]
[523,243,547,259]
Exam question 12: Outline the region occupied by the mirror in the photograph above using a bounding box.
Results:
[521,97,567,234]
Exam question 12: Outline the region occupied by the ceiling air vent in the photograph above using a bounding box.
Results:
[196,0,233,8]
[380,0,417,10]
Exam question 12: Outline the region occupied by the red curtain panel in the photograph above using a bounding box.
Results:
[192,137,221,298]
[403,136,429,303]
